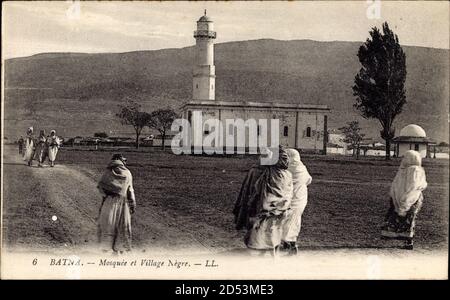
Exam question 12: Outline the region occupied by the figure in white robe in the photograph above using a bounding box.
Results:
[23,127,35,166]
[97,154,136,253]
[280,148,312,255]
[381,150,427,250]
[47,130,61,167]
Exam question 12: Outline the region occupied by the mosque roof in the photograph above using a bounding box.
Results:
[198,11,212,22]
[181,100,330,111]
[392,136,432,143]
[399,124,426,138]
[198,15,212,22]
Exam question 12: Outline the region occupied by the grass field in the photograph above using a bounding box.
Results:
[54,148,449,251]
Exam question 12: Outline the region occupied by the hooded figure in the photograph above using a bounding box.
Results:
[381,150,427,249]
[18,136,24,155]
[245,147,294,252]
[280,148,312,254]
[23,127,35,166]
[233,148,272,230]
[35,129,48,166]
[47,130,61,167]
[97,154,136,253]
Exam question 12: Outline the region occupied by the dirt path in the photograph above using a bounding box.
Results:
[2,146,228,254]
[2,146,447,279]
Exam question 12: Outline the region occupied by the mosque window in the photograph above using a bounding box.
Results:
[229,124,234,133]
[415,144,419,151]
[306,127,312,137]
[257,125,261,136]
[283,126,289,137]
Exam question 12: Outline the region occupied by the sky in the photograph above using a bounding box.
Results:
[2,1,449,59]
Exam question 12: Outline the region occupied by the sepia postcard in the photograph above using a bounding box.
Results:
[1,0,449,282]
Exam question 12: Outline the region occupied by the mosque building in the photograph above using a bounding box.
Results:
[393,124,436,158]
[180,11,330,153]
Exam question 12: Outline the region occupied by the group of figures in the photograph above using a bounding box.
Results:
[233,147,312,256]
[19,127,62,167]
[89,146,427,255]
[233,147,428,254]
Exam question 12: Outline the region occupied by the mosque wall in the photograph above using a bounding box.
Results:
[398,143,427,158]
[182,105,328,152]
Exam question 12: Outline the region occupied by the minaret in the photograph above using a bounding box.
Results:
[193,10,216,101]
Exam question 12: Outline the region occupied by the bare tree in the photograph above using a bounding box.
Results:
[339,121,365,159]
[116,100,151,149]
[147,108,178,150]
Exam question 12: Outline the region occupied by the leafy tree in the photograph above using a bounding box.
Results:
[353,22,406,160]
[94,132,108,138]
[339,121,365,159]
[116,100,152,149]
[147,108,178,150]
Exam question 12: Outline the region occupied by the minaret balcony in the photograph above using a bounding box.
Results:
[194,30,216,39]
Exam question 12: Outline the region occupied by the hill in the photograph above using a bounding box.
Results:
[4,39,449,142]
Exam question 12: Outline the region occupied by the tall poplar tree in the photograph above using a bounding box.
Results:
[353,22,407,160]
